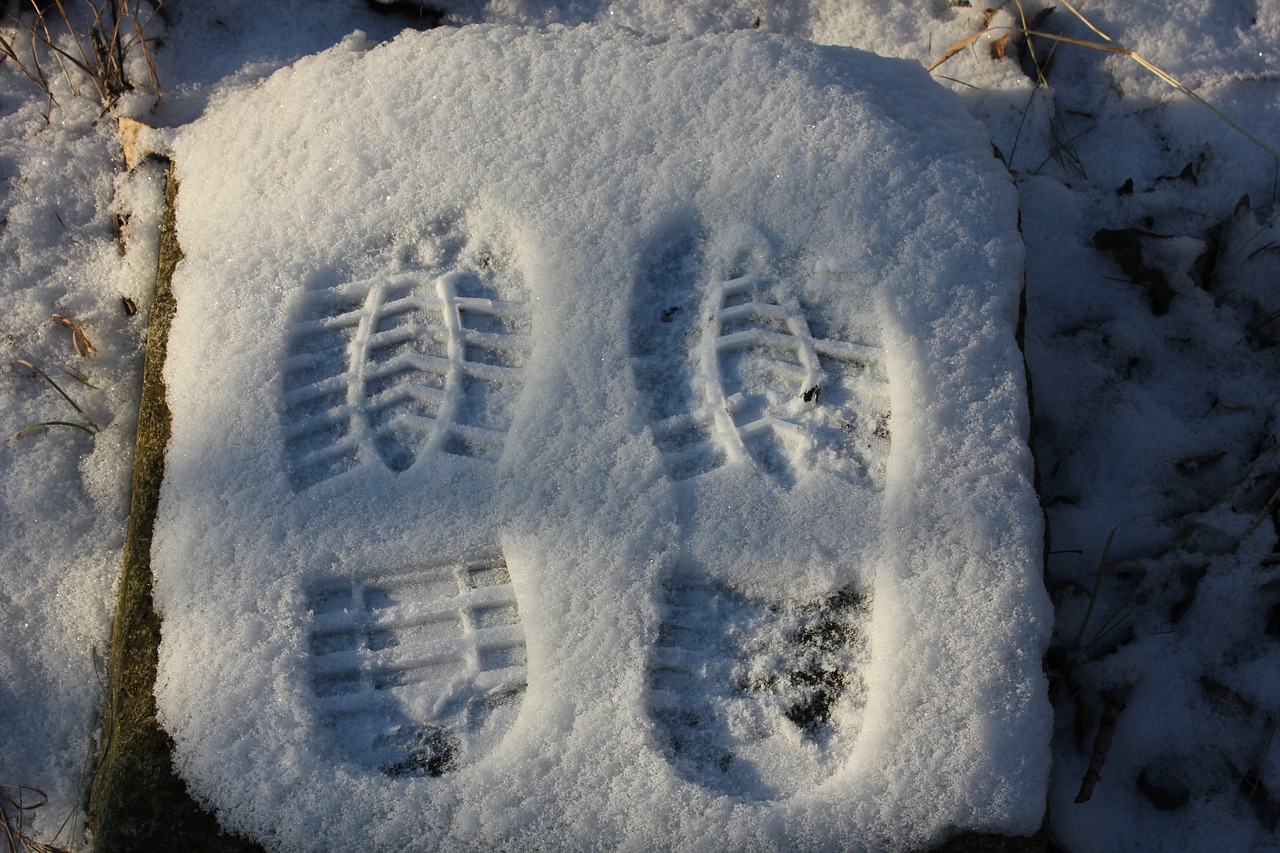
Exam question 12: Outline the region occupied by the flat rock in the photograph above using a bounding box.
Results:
[152,25,1050,851]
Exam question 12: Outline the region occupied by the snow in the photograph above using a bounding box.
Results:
[149,25,1044,850]
[1,1,1279,851]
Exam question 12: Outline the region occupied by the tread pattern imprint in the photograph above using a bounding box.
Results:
[651,577,871,799]
[632,226,888,800]
[306,551,526,777]
[631,230,890,489]
[281,226,531,490]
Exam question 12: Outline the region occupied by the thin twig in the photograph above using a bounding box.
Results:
[1076,691,1127,803]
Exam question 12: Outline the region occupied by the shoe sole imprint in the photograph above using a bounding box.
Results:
[631,229,890,487]
[282,230,530,490]
[633,225,886,798]
[306,551,526,776]
[649,569,871,799]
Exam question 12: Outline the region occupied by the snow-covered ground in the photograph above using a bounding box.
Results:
[2,1,1278,851]
[151,24,1047,850]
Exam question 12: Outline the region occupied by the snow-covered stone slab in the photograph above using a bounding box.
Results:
[153,24,1050,851]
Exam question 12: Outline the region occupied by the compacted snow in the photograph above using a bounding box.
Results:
[153,26,1046,851]
[2,1,1279,851]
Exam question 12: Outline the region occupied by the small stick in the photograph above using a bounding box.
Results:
[1076,692,1126,803]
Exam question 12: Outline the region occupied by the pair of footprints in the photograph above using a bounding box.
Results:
[288,223,890,799]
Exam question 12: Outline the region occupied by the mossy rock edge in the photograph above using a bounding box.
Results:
[86,163,264,853]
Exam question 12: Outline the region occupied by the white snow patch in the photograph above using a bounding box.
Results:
[152,24,1047,851]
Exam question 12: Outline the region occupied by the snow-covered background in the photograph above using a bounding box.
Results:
[1,1,1278,850]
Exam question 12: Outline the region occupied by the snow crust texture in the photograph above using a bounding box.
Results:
[152,25,1047,852]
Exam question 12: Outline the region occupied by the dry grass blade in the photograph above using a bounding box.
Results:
[1021,27,1280,162]
[1,783,73,853]
[61,365,98,389]
[1244,482,1280,539]
[1241,304,1280,344]
[127,5,159,95]
[52,0,102,99]
[1069,526,1118,655]
[100,0,163,97]
[0,31,58,113]
[1056,0,1111,43]
[927,9,1002,73]
[12,359,100,437]
[29,6,80,100]
[1013,0,1055,85]
[2,0,163,111]
[12,419,96,438]
[51,313,95,358]
[930,0,1280,164]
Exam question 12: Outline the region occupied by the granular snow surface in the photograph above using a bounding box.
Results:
[2,2,1279,851]
[153,25,1045,851]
